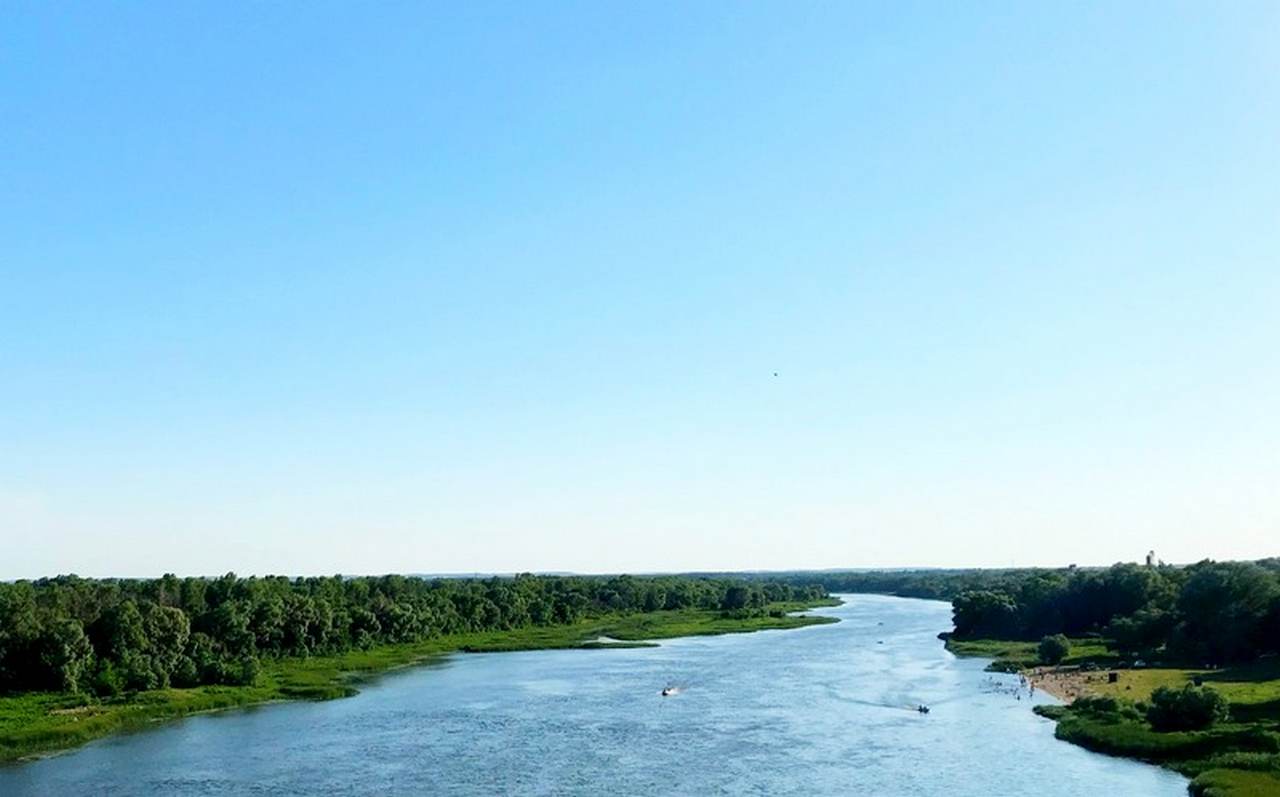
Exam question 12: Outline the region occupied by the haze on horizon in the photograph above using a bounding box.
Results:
[2,3,1277,581]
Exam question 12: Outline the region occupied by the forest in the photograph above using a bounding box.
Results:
[0,573,826,697]
[5,559,1277,700]
[938,560,1280,666]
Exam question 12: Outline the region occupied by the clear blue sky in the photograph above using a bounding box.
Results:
[2,2,1277,579]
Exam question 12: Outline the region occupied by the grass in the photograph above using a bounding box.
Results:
[944,636,1112,672]
[1088,658,1280,711]
[1190,769,1280,797]
[0,600,839,764]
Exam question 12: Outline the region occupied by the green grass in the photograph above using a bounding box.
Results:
[0,600,839,764]
[1044,708,1280,763]
[1089,658,1280,713]
[944,636,1112,671]
[1190,769,1280,797]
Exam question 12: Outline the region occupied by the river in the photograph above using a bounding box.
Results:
[0,594,1187,795]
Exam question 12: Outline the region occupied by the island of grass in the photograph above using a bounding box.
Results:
[945,637,1280,796]
[0,598,839,765]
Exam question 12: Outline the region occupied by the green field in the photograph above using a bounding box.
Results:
[1090,658,1280,709]
[0,600,838,764]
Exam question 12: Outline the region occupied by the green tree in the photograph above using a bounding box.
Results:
[1172,562,1277,664]
[143,604,191,686]
[37,619,94,692]
[1038,634,1071,665]
[721,585,751,612]
[952,590,1019,638]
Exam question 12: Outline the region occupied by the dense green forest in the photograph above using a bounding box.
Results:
[6,559,1276,699]
[942,560,1280,666]
[0,573,825,697]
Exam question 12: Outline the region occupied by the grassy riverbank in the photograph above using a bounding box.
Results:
[947,637,1280,796]
[944,636,1111,672]
[0,599,838,764]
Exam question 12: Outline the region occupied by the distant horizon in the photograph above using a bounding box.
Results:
[7,554,1250,583]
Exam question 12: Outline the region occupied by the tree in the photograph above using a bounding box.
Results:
[1107,607,1173,659]
[721,585,751,612]
[37,619,94,692]
[952,591,1020,638]
[1038,634,1071,665]
[1171,562,1277,664]
[143,605,191,686]
[98,600,148,661]
[1146,684,1228,731]
[0,582,40,690]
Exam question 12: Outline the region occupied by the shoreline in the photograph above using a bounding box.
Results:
[947,635,1280,796]
[1024,665,1096,703]
[0,599,840,765]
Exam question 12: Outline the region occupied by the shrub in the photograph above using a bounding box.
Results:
[170,655,200,688]
[1071,696,1146,722]
[1039,634,1071,665]
[1147,684,1229,732]
[91,660,124,698]
[232,655,261,686]
[1073,696,1122,715]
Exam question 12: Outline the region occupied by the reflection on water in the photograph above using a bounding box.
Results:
[0,595,1187,796]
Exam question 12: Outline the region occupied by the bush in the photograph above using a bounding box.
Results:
[1039,634,1071,665]
[91,660,124,698]
[170,655,200,688]
[1072,696,1122,715]
[1147,684,1229,732]
[1071,695,1145,722]
[231,655,261,686]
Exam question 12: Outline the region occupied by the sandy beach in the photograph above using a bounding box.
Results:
[1024,666,1099,703]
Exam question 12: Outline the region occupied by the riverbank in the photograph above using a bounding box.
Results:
[0,599,839,764]
[945,636,1280,796]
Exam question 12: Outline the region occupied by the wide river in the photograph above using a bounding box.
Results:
[1,595,1187,795]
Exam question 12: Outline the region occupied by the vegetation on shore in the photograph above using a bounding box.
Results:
[943,635,1111,672]
[947,639,1280,796]
[927,559,1280,796]
[1028,656,1280,796]
[0,593,837,763]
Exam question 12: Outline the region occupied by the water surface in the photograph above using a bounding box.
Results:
[0,595,1187,795]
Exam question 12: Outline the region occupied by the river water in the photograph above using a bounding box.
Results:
[0,594,1187,795]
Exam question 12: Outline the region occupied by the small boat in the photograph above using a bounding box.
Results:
[661,686,678,697]
[917,705,930,714]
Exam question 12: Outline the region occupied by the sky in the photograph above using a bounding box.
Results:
[2,2,1278,579]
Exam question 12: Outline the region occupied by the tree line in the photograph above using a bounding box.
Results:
[726,559,1280,667]
[728,567,1057,602]
[0,573,826,697]
[947,560,1280,665]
